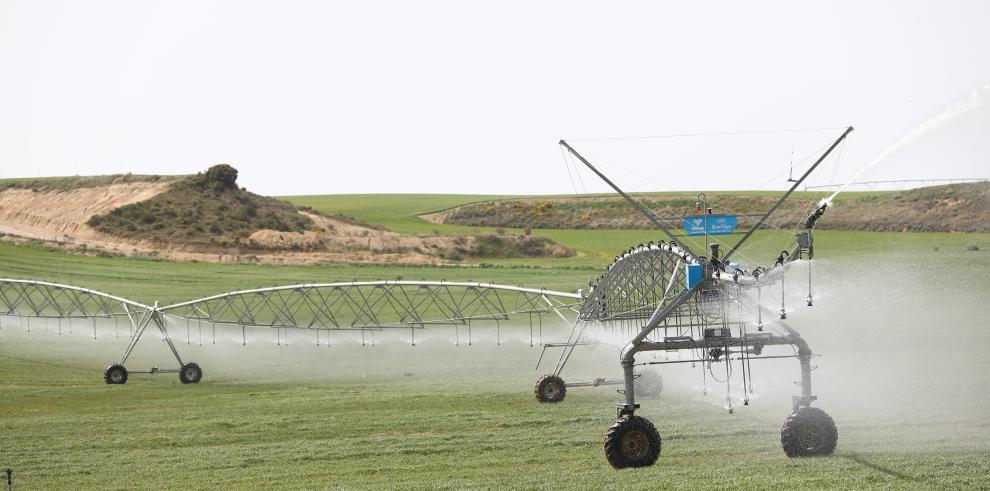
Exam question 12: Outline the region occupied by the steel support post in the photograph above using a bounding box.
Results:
[118,309,154,366]
[153,311,184,366]
[619,357,637,417]
[117,304,186,368]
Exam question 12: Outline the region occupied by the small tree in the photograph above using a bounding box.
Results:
[193,164,239,192]
[206,164,238,188]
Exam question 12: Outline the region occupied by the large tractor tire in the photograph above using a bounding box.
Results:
[104,364,128,385]
[781,406,838,457]
[179,362,203,384]
[604,415,662,469]
[534,374,566,403]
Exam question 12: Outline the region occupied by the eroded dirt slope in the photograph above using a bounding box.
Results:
[0,179,176,242]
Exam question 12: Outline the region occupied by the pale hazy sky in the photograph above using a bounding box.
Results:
[2,1,988,196]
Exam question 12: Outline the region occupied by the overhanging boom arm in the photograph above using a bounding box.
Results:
[559,140,698,262]
[723,126,853,262]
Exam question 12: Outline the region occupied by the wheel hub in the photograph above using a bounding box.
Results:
[797,425,824,451]
[622,430,649,460]
[543,382,560,398]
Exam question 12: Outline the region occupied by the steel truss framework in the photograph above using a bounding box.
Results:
[551,129,852,468]
[525,220,831,468]
[163,281,582,330]
[539,242,692,380]
[0,278,582,382]
[0,279,150,319]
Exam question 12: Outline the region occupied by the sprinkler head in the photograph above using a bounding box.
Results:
[780,309,787,320]
[806,296,813,307]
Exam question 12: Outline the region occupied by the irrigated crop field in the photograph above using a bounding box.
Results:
[1,193,989,489]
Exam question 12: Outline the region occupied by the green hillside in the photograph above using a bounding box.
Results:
[409,182,990,233]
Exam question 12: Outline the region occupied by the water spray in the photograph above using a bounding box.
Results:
[824,81,990,206]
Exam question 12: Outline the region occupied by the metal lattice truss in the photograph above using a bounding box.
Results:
[540,243,700,376]
[580,242,698,324]
[574,241,823,417]
[0,279,582,331]
[0,279,150,319]
[0,277,585,380]
[542,238,815,409]
[160,281,583,330]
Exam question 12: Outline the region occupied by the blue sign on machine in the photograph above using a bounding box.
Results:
[683,215,738,236]
[685,263,703,289]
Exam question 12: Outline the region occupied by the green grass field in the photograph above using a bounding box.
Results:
[2,347,987,490]
[2,192,989,489]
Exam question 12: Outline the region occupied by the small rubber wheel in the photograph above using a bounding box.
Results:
[179,362,203,384]
[781,406,838,457]
[104,364,128,385]
[634,369,663,398]
[604,415,661,469]
[534,374,566,403]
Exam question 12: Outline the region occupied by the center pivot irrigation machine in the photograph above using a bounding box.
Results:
[0,127,852,469]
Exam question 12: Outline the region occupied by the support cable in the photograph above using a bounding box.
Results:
[567,126,845,142]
